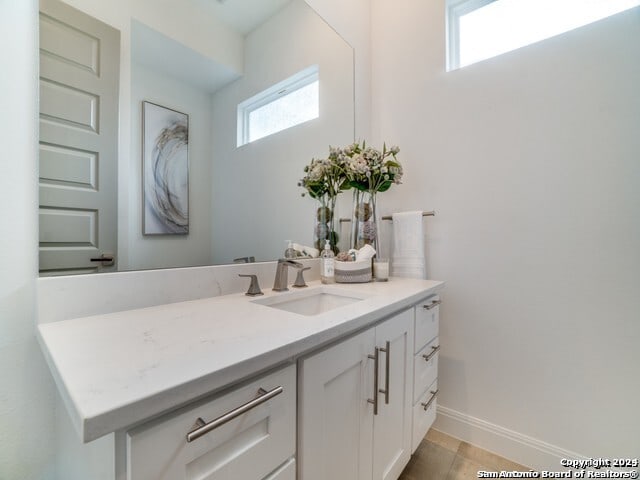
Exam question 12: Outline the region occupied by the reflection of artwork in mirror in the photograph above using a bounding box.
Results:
[142,101,189,235]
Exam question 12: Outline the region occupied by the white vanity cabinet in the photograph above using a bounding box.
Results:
[38,276,445,480]
[298,308,413,480]
[126,364,296,480]
[411,295,441,453]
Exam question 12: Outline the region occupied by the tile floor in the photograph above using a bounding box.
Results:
[399,429,531,480]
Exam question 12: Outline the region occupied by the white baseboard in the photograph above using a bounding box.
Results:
[433,405,588,471]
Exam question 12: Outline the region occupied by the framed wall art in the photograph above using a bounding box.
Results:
[142,101,189,235]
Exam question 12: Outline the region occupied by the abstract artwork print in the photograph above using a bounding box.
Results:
[142,101,189,235]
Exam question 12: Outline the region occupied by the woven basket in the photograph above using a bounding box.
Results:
[334,260,372,283]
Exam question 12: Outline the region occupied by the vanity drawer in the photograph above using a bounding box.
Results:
[127,364,296,480]
[263,458,296,480]
[413,337,439,403]
[414,295,440,353]
[412,379,438,453]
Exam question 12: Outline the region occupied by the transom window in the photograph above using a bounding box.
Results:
[237,65,319,146]
[447,0,640,70]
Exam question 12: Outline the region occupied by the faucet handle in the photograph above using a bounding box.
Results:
[292,267,311,288]
[238,274,263,296]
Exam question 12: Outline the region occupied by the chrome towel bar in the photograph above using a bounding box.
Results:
[339,210,435,223]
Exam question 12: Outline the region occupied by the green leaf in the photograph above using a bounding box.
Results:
[377,180,393,192]
[340,180,353,190]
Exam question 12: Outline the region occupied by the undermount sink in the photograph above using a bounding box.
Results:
[253,286,368,316]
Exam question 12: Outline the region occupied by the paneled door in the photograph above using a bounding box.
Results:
[298,309,414,480]
[298,328,376,480]
[372,308,413,480]
[39,0,119,275]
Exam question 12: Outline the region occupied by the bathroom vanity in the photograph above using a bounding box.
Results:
[38,277,443,479]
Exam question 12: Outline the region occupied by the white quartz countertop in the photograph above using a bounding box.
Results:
[37,278,444,442]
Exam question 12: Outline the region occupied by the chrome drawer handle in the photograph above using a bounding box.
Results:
[423,299,441,310]
[379,341,390,405]
[367,347,380,415]
[186,385,283,443]
[422,345,440,362]
[421,389,439,411]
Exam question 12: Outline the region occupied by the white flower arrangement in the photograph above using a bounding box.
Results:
[329,141,402,194]
[299,141,403,198]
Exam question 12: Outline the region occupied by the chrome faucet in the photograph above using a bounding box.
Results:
[272,259,303,292]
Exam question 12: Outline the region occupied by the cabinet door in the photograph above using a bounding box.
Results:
[127,364,295,480]
[373,309,414,480]
[298,328,376,480]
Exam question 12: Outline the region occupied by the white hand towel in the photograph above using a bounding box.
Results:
[391,211,426,279]
[355,244,376,262]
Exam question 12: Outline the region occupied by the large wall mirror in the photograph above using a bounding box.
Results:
[38,0,355,275]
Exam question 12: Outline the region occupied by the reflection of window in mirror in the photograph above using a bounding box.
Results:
[237,65,320,146]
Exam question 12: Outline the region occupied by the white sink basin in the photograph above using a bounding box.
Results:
[253,287,368,316]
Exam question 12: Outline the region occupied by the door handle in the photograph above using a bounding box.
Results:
[367,347,380,415]
[90,253,115,266]
[379,341,390,405]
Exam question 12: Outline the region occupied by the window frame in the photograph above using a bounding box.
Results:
[446,0,496,71]
[447,0,640,71]
[237,64,320,147]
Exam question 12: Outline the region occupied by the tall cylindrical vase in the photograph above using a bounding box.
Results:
[350,190,379,254]
[314,195,338,253]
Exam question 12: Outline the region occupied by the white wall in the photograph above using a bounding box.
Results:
[128,62,214,270]
[0,1,57,479]
[371,1,640,468]
[210,0,355,264]
[58,0,243,73]
[306,0,372,141]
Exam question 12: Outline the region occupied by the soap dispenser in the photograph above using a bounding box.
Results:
[320,239,335,284]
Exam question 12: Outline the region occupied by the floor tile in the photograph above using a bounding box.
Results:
[399,429,531,479]
[426,428,462,453]
[446,455,486,480]
[457,441,528,472]
[399,439,457,480]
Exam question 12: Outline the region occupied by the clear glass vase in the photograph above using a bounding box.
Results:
[350,190,379,253]
[314,195,338,254]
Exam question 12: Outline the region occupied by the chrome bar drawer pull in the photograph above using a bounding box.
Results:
[379,341,390,405]
[367,348,380,415]
[423,299,441,310]
[422,345,441,362]
[421,389,439,411]
[186,385,284,443]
